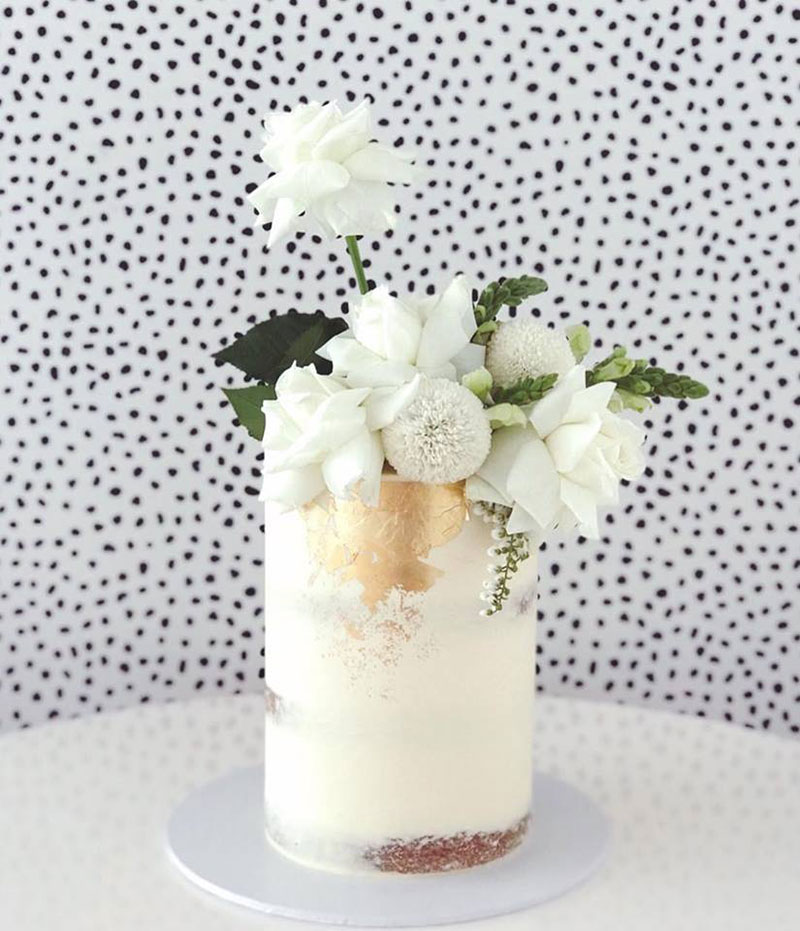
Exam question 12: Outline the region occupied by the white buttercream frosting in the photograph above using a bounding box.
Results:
[263,486,538,873]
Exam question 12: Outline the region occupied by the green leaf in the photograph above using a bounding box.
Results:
[214,312,348,383]
[222,384,276,440]
[474,275,549,328]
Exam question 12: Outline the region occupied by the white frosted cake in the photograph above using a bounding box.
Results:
[264,479,538,874]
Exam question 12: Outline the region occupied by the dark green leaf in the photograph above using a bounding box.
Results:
[214,312,347,383]
[222,384,276,440]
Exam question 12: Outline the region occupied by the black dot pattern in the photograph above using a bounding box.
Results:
[1,1,798,734]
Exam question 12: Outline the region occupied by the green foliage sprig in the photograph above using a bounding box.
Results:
[473,275,548,344]
[491,373,559,406]
[584,344,709,405]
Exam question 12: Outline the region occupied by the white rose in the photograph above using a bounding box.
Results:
[467,366,623,540]
[317,274,483,389]
[248,100,420,248]
[350,287,423,364]
[596,411,646,480]
[260,365,381,508]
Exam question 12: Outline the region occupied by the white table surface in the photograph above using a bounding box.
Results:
[1,694,798,931]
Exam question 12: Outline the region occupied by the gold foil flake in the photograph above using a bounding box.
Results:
[302,481,467,609]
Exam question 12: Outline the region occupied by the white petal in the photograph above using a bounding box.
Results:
[545,415,602,473]
[261,401,298,450]
[450,342,486,379]
[346,359,418,388]
[266,197,301,247]
[466,475,512,507]
[261,102,339,168]
[275,364,345,428]
[559,476,601,539]
[415,275,477,370]
[351,287,423,364]
[253,161,350,208]
[566,447,620,505]
[322,429,384,505]
[472,426,532,503]
[312,101,372,162]
[273,390,368,470]
[343,142,419,184]
[529,365,586,437]
[563,382,616,424]
[506,436,562,531]
[507,504,542,535]
[260,464,325,508]
[365,376,421,430]
[312,180,397,238]
[317,333,383,376]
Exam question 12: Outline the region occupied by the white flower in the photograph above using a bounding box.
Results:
[318,274,485,389]
[596,411,646,480]
[248,100,419,247]
[466,366,633,539]
[382,378,492,485]
[260,364,390,508]
[485,318,575,388]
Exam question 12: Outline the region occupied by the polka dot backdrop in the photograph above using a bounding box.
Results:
[0,0,797,733]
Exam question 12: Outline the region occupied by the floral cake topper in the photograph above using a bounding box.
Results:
[215,99,708,613]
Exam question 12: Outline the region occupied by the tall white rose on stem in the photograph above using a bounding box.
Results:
[317,274,486,390]
[248,99,419,248]
[260,364,418,509]
[467,366,646,539]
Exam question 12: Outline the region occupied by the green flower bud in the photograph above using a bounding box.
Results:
[612,388,652,413]
[593,355,636,381]
[486,402,529,429]
[566,324,591,362]
[461,366,493,401]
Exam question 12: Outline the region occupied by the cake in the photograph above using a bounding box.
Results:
[263,479,538,874]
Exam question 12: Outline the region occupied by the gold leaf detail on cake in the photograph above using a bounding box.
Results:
[302,481,467,609]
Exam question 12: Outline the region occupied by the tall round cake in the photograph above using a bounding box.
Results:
[264,478,538,874]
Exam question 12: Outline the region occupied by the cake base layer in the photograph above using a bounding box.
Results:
[364,815,530,873]
[167,765,609,927]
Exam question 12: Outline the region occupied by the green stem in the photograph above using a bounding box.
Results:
[345,235,369,295]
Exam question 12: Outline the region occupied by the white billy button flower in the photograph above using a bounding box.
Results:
[318,275,486,389]
[382,378,492,485]
[485,318,575,388]
[248,99,419,247]
[466,366,646,539]
[259,364,417,509]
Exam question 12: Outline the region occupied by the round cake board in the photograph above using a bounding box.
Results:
[167,766,609,927]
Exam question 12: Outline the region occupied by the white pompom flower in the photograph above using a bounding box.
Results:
[248,99,420,248]
[382,378,492,485]
[485,319,575,388]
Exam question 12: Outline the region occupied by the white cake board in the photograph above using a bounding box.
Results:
[167,766,609,926]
